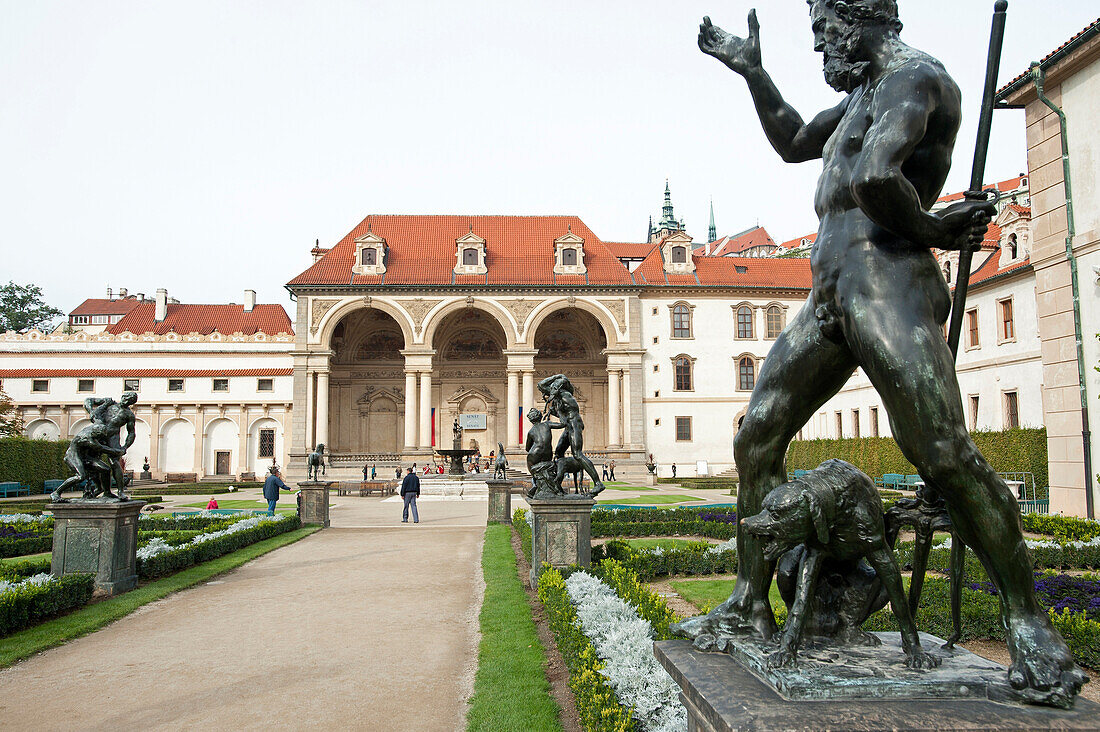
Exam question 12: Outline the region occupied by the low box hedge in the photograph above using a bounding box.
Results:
[513,508,532,562]
[131,485,234,496]
[0,557,52,581]
[0,573,95,637]
[138,515,301,579]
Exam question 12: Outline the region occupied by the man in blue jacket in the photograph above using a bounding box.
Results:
[263,465,288,515]
[400,466,420,524]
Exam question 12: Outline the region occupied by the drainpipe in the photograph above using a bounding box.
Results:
[1032,63,1093,519]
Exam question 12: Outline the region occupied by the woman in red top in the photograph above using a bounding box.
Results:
[206,497,219,510]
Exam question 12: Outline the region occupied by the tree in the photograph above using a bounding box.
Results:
[0,388,22,438]
[0,281,64,332]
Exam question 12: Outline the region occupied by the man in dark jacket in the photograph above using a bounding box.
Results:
[400,467,420,524]
[263,465,288,515]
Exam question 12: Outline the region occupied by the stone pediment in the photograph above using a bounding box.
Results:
[446,385,499,405]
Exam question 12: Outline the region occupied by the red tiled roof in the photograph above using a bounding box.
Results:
[288,215,636,287]
[710,227,779,256]
[938,176,1026,204]
[70,298,145,317]
[0,369,292,378]
[781,232,818,250]
[1006,204,1031,216]
[967,251,1031,288]
[631,247,812,289]
[999,17,1100,97]
[106,302,293,336]
[606,241,657,259]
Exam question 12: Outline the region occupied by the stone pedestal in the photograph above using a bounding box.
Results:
[140,470,152,481]
[298,481,333,527]
[528,496,595,585]
[487,480,512,524]
[49,500,145,596]
[654,639,1100,731]
[643,473,658,486]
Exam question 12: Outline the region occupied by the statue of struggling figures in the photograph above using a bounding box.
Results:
[51,423,128,502]
[84,392,137,500]
[674,2,1086,706]
[537,374,605,496]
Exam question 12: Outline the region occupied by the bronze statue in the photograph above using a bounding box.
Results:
[537,374,605,496]
[674,1,1086,706]
[307,443,326,481]
[493,441,508,480]
[524,408,567,498]
[51,423,127,502]
[86,392,137,500]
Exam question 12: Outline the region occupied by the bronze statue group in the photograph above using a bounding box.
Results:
[51,392,138,503]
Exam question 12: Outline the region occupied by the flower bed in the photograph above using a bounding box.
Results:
[593,506,738,540]
[593,538,737,582]
[137,513,300,579]
[0,572,95,637]
[0,521,53,558]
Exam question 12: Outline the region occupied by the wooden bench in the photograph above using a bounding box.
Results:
[337,481,398,497]
[0,481,30,497]
[166,472,198,483]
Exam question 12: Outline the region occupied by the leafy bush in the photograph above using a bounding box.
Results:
[1023,514,1100,542]
[594,539,737,582]
[787,428,1048,495]
[0,437,70,492]
[0,573,94,637]
[594,559,678,639]
[137,514,300,579]
[537,566,636,731]
[0,556,52,581]
[513,508,532,562]
[0,522,53,558]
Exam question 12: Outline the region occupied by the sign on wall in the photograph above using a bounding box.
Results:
[460,413,487,430]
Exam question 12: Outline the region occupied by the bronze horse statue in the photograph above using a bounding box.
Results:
[307,443,326,481]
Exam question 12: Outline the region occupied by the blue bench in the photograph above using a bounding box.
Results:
[44,479,64,495]
[0,481,30,497]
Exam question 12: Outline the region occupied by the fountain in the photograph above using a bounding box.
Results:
[435,418,478,476]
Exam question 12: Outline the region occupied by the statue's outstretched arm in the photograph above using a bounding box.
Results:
[699,11,845,163]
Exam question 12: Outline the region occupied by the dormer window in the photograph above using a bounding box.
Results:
[661,231,696,274]
[671,246,687,264]
[353,230,387,276]
[553,231,587,275]
[1008,233,1018,260]
[454,231,488,275]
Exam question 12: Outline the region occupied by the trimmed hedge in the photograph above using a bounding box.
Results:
[594,539,737,582]
[137,530,202,547]
[593,507,739,541]
[787,427,1048,495]
[1023,514,1100,543]
[137,515,301,579]
[513,508,533,562]
[0,556,52,581]
[536,566,636,731]
[0,535,52,559]
[0,573,95,637]
[593,559,679,638]
[131,485,234,496]
[0,437,70,492]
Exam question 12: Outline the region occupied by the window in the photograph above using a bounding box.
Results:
[766,306,784,339]
[835,411,843,438]
[31,379,48,392]
[999,299,1015,341]
[259,428,276,459]
[110,314,124,324]
[870,407,879,438]
[944,261,952,281]
[671,246,687,264]
[736,306,754,339]
[652,336,659,344]
[1008,233,1018,259]
[77,379,94,393]
[671,303,692,338]
[675,416,692,441]
[362,247,377,265]
[674,357,693,391]
[1005,391,1019,429]
[562,248,577,266]
[72,315,89,325]
[462,247,478,265]
[258,378,274,392]
[652,307,658,316]
[852,409,860,439]
[168,378,184,392]
[123,378,140,392]
[969,395,980,430]
[738,358,755,391]
[966,309,979,349]
[213,378,229,392]
[91,315,108,324]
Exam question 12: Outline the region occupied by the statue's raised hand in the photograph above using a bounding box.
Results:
[698,11,761,76]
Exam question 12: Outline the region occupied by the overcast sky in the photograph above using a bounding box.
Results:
[2,1,1096,314]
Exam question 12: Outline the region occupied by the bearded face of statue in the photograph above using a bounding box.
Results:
[811,1,872,93]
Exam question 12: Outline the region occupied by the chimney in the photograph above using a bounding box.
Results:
[244,289,256,313]
[118,287,128,298]
[107,287,113,300]
[135,293,144,301]
[155,288,168,322]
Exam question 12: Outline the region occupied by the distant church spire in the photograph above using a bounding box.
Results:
[649,180,686,243]
[708,199,717,243]
[647,215,654,243]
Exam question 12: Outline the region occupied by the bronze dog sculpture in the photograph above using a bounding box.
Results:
[740,460,939,670]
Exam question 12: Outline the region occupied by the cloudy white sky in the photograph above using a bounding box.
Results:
[1,1,1096,314]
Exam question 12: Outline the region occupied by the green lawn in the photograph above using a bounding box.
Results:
[466,524,563,732]
[624,538,714,552]
[597,495,702,505]
[0,551,50,567]
[672,577,785,615]
[601,483,656,492]
[0,526,320,668]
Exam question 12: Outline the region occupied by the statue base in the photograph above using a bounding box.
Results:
[654,639,1100,731]
[487,479,512,524]
[298,481,333,527]
[49,500,145,596]
[528,496,595,585]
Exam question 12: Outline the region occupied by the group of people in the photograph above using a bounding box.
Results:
[600,461,617,481]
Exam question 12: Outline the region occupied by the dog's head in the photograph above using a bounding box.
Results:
[740,482,831,560]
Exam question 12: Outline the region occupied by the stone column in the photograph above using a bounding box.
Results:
[521,371,535,441]
[506,369,520,448]
[50,500,145,595]
[622,368,633,446]
[419,371,433,448]
[304,370,315,451]
[316,370,330,448]
[59,406,71,438]
[148,407,160,477]
[194,407,205,477]
[528,496,595,585]
[404,370,418,451]
[238,406,249,476]
[607,368,621,447]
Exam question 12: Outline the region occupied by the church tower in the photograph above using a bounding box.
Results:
[708,199,717,243]
[649,180,686,243]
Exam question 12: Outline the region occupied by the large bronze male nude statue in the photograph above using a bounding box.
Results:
[674,0,1086,706]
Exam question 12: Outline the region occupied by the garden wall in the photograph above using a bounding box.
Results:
[0,438,70,491]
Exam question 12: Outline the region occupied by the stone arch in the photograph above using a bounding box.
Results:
[421,298,518,349]
[159,417,196,473]
[69,418,92,437]
[356,389,404,454]
[25,418,60,441]
[247,416,284,473]
[204,417,240,477]
[316,297,416,349]
[123,419,151,471]
[524,298,619,347]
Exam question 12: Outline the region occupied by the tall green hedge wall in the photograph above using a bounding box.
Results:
[0,438,71,491]
[786,428,1048,492]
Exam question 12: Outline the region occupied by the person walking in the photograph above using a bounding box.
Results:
[671,463,677,478]
[609,460,616,481]
[371,464,377,480]
[395,467,402,480]
[601,463,609,481]
[363,463,369,481]
[263,465,288,515]
[400,466,420,524]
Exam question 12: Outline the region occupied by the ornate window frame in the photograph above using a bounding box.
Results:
[764,302,788,339]
[735,354,757,392]
[671,354,696,392]
[553,231,587,275]
[353,231,387,276]
[661,231,696,274]
[454,231,488,275]
[733,302,756,340]
[668,301,695,339]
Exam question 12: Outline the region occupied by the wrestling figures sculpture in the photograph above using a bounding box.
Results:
[51,392,137,503]
[524,374,605,499]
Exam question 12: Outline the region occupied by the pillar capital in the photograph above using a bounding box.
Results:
[504,349,539,371]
